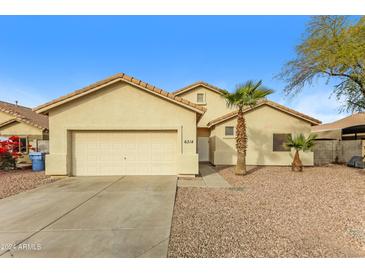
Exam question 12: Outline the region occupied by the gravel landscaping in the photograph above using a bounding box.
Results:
[0,170,58,199]
[168,165,365,257]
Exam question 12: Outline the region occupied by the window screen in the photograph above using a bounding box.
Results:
[197,93,205,103]
[225,126,234,136]
[273,134,291,151]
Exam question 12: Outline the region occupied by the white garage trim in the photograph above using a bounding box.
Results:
[71,130,178,176]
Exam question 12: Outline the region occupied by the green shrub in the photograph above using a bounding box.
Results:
[0,152,16,170]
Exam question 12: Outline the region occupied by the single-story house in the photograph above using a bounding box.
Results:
[0,100,49,163]
[34,73,321,177]
[312,112,365,140]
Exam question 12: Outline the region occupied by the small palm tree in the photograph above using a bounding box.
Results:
[222,80,273,175]
[285,133,317,172]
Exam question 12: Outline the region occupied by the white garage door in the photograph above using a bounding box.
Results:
[72,131,177,176]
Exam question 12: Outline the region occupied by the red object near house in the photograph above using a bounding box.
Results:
[0,136,21,158]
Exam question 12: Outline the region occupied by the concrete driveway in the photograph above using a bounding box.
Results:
[0,175,176,258]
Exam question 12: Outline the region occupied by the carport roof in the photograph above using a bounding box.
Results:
[312,112,365,132]
[34,73,207,115]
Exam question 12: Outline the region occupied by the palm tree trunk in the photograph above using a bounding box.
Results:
[235,107,247,175]
[292,150,303,172]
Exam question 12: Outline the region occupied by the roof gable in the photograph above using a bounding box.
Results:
[207,100,321,127]
[0,101,48,130]
[173,81,226,96]
[34,73,206,115]
[0,119,19,129]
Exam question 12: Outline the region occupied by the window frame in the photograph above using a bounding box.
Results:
[18,136,28,154]
[196,93,205,104]
[272,133,291,152]
[224,126,235,137]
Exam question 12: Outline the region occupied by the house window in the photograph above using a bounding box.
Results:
[273,134,291,151]
[225,126,235,137]
[197,93,205,103]
[19,137,28,153]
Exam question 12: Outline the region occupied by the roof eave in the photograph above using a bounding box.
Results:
[34,78,122,114]
[0,107,47,130]
[311,128,342,133]
[35,76,206,115]
[0,119,19,129]
[0,118,46,131]
[207,101,321,128]
[208,112,238,128]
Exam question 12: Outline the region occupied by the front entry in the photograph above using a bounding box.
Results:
[197,137,209,162]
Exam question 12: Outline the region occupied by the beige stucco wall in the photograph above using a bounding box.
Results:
[210,105,314,166]
[0,111,14,124]
[0,121,43,136]
[46,81,199,176]
[176,87,236,127]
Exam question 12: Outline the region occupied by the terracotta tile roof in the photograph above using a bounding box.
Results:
[207,110,239,127]
[207,99,321,127]
[34,73,206,114]
[312,112,365,132]
[0,101,48,130]
[173,81,227,96]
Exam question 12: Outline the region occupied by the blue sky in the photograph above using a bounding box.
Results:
[0,16,349,123]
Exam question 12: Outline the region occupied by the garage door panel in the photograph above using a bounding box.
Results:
[72,131,177,176]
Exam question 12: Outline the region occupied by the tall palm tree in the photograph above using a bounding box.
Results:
[285,133,317,172]
[222,81,273,175]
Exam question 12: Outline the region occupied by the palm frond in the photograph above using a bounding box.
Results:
[222,80,274,109]
[302,133,317,151]
[285,133,317,151]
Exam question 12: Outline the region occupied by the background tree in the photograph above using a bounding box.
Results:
[278,16,365,112]
[285,133,317,172]
[222,81,273,175]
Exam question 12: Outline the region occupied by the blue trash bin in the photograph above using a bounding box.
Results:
[29,152,45,171]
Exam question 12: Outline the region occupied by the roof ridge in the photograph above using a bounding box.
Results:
[173,81,226,96]
[0,100,32,110]
[34,73,206,114]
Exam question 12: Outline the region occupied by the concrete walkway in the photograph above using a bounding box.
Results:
[0,175,176,258]
[178,163,231,188]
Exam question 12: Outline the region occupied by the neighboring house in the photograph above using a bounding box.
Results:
[0,101,49,163]
[312,112,365,140]
[34,73,320,177]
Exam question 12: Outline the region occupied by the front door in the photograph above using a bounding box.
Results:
[197,137,209,162]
